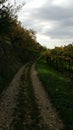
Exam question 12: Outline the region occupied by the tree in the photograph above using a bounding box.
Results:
[0,0,17,35]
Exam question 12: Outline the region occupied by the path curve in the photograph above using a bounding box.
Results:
[0,65,26,130]
[31,63,64,130]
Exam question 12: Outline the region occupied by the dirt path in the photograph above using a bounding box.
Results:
[0,65,26,130]
[31,63,64,130]
[0,62,64,130]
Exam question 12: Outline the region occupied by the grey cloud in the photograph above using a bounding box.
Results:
[61,18,73,27]
[18,0,73,42]
[44,25,73,39]
[31,0,73,21]
[29,2,73,39]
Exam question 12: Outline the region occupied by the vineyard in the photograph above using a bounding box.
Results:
[47,44,73,78]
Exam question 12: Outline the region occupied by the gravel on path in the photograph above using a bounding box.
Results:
[0,65,26,130]
[31,63,64,130]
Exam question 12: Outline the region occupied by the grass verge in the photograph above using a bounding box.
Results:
[36,59,73,130]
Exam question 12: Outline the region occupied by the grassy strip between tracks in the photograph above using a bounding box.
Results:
[12,63,46,130]
[36,59,73,130]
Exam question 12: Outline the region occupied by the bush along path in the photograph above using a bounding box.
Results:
[31,63,64,130]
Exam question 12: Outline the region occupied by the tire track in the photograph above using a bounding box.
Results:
[31,63,64,130]
[12,63,43,130]
[0,65,26,130]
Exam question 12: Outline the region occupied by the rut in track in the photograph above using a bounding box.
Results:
[0,62,64,130]
[31,63,64,130]
[0,65,26,130]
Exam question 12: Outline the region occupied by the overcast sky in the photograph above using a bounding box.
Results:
[10,0,73,48]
